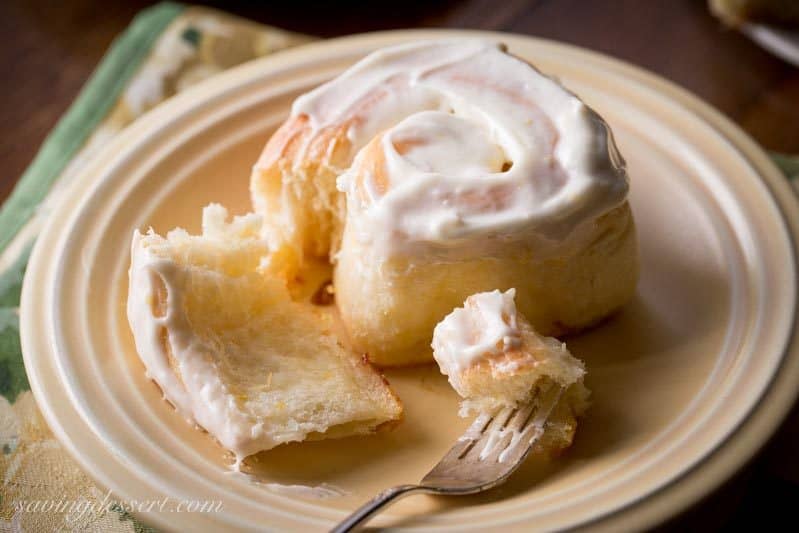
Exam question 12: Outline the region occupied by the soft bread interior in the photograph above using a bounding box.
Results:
[454,323,589,417]
[250,115,349,271]
[128,205,402,460]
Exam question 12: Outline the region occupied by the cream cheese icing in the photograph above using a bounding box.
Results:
[432,288,523,379]
[127,224,271,464]
[287,40,628,256]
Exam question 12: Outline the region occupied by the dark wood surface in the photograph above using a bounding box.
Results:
[2,0,798,530]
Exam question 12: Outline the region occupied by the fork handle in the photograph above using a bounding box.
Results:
[330,484,429,532]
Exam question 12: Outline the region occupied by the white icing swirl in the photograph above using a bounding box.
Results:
[291,39,628,256]
[432,288,523,378]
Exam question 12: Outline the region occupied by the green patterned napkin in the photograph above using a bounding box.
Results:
[1,3,797,530]
[773,152,799,186]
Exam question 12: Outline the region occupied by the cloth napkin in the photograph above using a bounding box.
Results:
[0,3,797,531]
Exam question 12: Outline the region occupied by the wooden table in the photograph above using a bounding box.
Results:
[2,0,797,529]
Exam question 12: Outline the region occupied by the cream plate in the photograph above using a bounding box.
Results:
[20,30,799,531]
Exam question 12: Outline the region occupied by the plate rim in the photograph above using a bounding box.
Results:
[20,28,799,532]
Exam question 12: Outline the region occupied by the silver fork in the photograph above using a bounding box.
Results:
[330,385,564,532]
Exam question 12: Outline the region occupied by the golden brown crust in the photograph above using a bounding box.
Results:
[250,114,352,262]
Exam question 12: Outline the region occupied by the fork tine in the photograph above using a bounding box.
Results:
[486,406,515,432]
[421,385,566,490]
[492,385,565,464]
[436,412,493,464]
[493,418,546,465]
[471,406,515,460]
[473,402,536,461]
[508,402,536,432]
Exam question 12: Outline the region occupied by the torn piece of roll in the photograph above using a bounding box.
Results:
[432,288,589,452]
[127,205,402,465]
[252,40,638,366]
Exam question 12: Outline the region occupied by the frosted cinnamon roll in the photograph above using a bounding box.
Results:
[252,40,638,366]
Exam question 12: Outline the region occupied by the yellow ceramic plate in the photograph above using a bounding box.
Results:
[20,30,799,531]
